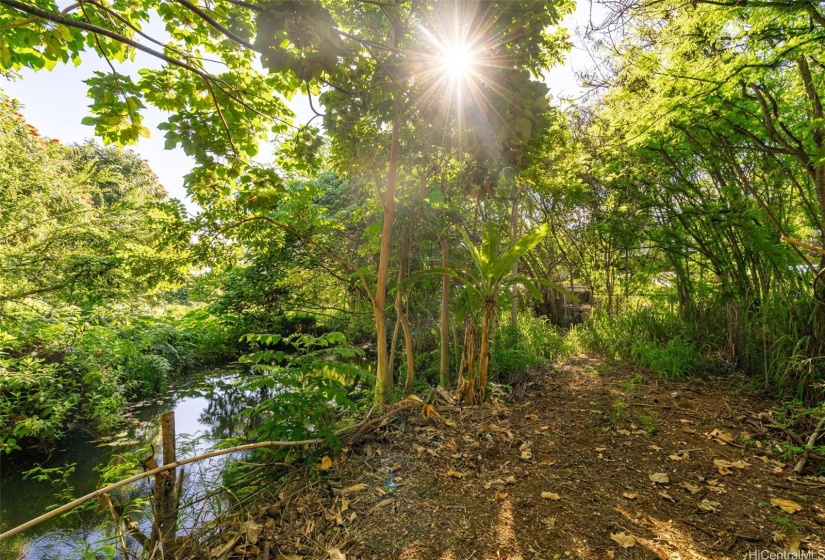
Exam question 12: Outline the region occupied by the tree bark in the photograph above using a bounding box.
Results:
[478,303,493,402]
[439,235,451,387]
[510,186,520,328]
[373,114,398,410]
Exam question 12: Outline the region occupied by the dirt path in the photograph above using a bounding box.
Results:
[255,356,825,559]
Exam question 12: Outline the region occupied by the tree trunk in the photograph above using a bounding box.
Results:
[401,297,414,395]
[388,312,401,380]
[510,186,520,328]
[395,233,414,395]
[439,235,451,387]
[373,114,399,410]
[478,303,493,402]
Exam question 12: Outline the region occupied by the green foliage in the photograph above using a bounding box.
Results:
[0,306,233,452]
[237,332,372,444]
[0,355,77,453]
[578,309,704,380]
[489,313,568,383]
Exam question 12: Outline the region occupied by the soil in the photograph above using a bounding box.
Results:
[240,355,825,560]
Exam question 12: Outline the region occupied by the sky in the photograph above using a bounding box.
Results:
[0,2,597,213]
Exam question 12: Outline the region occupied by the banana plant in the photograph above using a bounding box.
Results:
[411,222,575,403]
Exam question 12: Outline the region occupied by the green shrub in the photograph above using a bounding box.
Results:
[575,308,705,379]
[237,332,372,444]
[488,312,568,382]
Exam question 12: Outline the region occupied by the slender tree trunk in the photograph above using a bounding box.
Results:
[373,115,398,410]
[478,303,493,402]
[510,187,519,328]
[401,297,414,394]
[388,312,401,379]
[396,233,415,395]
[439,235,451,387]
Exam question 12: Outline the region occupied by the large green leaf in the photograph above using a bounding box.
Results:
[491,222,551,282]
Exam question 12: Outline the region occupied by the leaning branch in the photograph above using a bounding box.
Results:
[781,235,825,256]
[0,400,417,542]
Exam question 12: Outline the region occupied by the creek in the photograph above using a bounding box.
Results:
[0,367,263,559]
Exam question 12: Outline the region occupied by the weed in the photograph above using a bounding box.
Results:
[618,373,644,393]
[639,412,660,435]
[608,396,629,426]
[769,515,800,535]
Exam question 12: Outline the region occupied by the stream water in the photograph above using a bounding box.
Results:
[0,367,262,559]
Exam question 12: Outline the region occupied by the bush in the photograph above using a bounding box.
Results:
[575,308,708,379]
[0,303,235,453]
[236,332,372,444]
[488,312,568,383]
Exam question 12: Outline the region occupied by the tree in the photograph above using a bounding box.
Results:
[413,222,572,403]
[0,0,573,409]
[0,92,188,309]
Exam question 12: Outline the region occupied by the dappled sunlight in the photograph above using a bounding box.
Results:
[398,543,423,560]
[617,507,715,560]
[487,498,524,560]
[438,548,457,560]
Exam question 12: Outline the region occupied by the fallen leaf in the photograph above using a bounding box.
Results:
[333,484,369,496]
[669,451,689,461]
[446,470,463,479]
[241,519,262,544]
[504,475,517,484]
[679,481,701,494]
[706,429,734,445]
[280,555,303,560]
[770,498,802,514]
[622,492,638,500]
[520,450,533,461]
[484,479,505,489]
[595,447,607,452]
[495,491,508,501]
[326,548,346,560]
[714,459,749,475]
[785,534,802,553]
[543,516,556,529]
[649,472,670,484]
[659,491,675,502]
[319,456,333,470]
[211,534,241,557]
[610,532,636,548]
[698,499,721,512]
[340,496,349,513]
[541,492,561,500]
[617,429,631,436]
[372,498,394,510]
[650,444,663,451]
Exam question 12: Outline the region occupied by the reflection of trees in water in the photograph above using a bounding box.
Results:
[198,376,273,440]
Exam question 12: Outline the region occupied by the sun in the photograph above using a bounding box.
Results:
[440,44,474,81]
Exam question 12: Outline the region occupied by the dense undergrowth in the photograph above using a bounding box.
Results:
[0,304,233,453]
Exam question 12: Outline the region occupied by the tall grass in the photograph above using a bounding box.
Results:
[574,308,706,379]
[488,311,571,383]
[571,294,824,403]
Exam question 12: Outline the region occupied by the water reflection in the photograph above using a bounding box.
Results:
[0,366,258,560]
